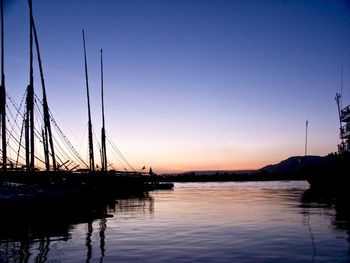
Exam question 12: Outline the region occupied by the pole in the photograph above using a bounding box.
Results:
[304,119,308,156]
[25,0,35,171]
[0,0,6,171]
[82,29,94,171]
[100,49,107,171]
[31,13,57,171]
[335,93,344,149]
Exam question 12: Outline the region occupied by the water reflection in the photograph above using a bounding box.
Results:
[301,188,350,256]
[0,193,154,263]
[1,182,349,262]
[301,189,350,231]
[116,197,154,214]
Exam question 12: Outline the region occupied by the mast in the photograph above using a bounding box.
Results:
[31,13,57,171]
[100,49,107,172]
[25,0,35,171]
[82,29,95,171]
[0,0,6,171]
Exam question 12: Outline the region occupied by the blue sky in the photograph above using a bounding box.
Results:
[3,0,350,172]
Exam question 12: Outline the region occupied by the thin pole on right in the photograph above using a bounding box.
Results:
[305,119,308,156]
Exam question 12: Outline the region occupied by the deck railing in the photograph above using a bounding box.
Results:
[340,123,350,137]
[338,141,350,154]
[341,104,350,120]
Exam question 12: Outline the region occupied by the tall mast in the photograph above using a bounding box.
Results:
[100,49,107,171]
[0,0,6,171]
[31,10,56,171]
[25,0,35,171]
[82,29,94,171]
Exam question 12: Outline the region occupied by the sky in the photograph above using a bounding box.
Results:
[2,0,350,173]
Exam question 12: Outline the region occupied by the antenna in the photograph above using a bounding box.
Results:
[341,64,343,110]
[304,119,308,156]
[335,93,344,146]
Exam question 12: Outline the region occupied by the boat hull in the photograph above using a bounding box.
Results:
[305,153,350,192]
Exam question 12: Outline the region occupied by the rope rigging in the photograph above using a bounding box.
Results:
[106,132,136,172]
[2,90,89,170]
[3,90,138,172]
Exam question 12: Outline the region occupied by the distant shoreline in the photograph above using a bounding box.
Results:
[157,171,305,183]
[155,155,326,183]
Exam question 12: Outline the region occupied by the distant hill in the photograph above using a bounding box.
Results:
[259,155,326,174]
[158,155,327,182]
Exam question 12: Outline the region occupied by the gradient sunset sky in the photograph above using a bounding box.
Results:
[3,0,350,173]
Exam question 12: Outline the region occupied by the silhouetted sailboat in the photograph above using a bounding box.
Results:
[0,0,172,195]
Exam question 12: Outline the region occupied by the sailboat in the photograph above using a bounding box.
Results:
[0,0,172,196]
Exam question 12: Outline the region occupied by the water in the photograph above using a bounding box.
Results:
[1,181,349,262]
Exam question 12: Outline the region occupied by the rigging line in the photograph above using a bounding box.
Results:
[105,141,128,171]
[6,124,22,150]
[108,148,127,171]
[34,95,78,165]
[6,93,19,108]
[78,124,88,156]
[6,127,26,151]
[104,158,116,170]
[107,139,133,171]
[5,92,26,139]
[33,153,46,166]
[6,103,24,131]
[50,111,87,164]
[6,91,26,114]
[0,145,26,165]
[16,113,26,167]
[105,133,135,171]
[50,131,71,158]
[105,134,129,166]
[0,151,26,167]
[50,125,79,162]
[92,125,102,165]
[1,142,26,164]
[6,92,27,113]
[34,93,87,168]
[46,141,69,170]
[106,142,126,170]
[47,106,81,145]
[48,138,72,170]
[53,122,88,168]
[5,105,23,144]
[50,113,88,167]
[54,125,88,169]
[54,153,70,171]
[51,133,77,167]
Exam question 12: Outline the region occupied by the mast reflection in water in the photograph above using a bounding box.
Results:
[1,182,349,262]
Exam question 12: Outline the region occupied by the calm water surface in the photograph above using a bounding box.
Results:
[1,181,349,262]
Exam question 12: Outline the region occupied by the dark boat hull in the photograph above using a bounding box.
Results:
[305,153,350,192]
